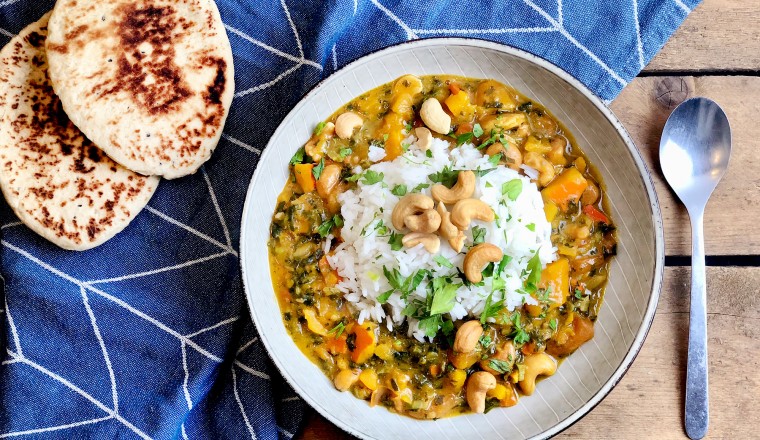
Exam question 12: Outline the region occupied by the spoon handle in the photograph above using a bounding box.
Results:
[685,211,709,439]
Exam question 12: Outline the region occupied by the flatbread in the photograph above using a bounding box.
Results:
[0,13,159,251]
[45,0,235,179]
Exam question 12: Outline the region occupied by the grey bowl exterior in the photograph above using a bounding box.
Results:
[240,38,664,440]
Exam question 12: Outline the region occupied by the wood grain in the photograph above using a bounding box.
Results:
[611,76,760,255]
[298,267,760,440]
[645,0,760,72]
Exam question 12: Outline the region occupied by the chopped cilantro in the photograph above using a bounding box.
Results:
[317,214,343,237]
[418,315,443,338]
[574,288,584,299]
[456,132,474,145]
[441,319,455,336]
[434,255,454,268]
[485,181,493,188]
[388,231,404,251]
[524,250,542,294]
[429,280,459,315]
[501,179,523,201]
[312,159,325,180]
[338,147,352,159]
[472,226,486,245]
[346,172,362,182]
[472,123,484,138]
[488,153,502,165]
[496,255,512,276]
[480,292,504,324]
[313,121,327,136]
[289,147,305,165]
[549,318,558,331]
[425,149,433,158]
[526,223,536,232]
[412,183,430,192]
[489,359,512,374]
[479,334,492,348]
[377,290,393,304]
[428,166,459,188]
[404,122,413,132]
[473,168,496,178]
[391,184,408,196]
[361,170,384,185]
[510,312,530,344]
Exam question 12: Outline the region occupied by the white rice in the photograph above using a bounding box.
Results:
[327,135,557,341]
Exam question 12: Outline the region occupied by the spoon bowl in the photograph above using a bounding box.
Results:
[659,97,732,440]
[660,98,732,209]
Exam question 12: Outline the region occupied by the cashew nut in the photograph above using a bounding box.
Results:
[518,353,557,396]
[463,243,503,283]
[466,371,497,413]
[404,209,441,234]
[414,127,433,150]
[391,194,435,231]
[334,368,361,391]
[485,142,522,171]
[436,202,465,252]
[450,198,495,230]
[335,112,363,139]
[524,152,555,187]
[431,170,475,204]
[420,98,451,135]
[453,320,483,353]
[480,341,517,375]
[402,232,440,253]
[316,164,342,198]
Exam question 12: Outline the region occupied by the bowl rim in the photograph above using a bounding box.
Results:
[239,36,665,440]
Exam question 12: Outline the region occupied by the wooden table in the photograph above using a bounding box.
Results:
[300,1,760,437]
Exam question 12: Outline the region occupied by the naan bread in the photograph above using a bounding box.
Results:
[45,0,234,179]
[0,14,159,251]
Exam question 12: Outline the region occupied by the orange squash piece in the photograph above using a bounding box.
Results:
[293,163,316,193]
[350,322,377,363]
[541,167,588,209]
[539,258,570,309]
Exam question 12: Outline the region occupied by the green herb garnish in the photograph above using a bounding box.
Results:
[312,158,325,180]
[472,226,486,245]
[313,121,326,136]
[289,147,305,165]
[501,179,523,201]
[391,184,408,196]
[472,123,484,138]
[434,255,454,268]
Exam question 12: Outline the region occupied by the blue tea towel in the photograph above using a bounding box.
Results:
[0,0,699,438]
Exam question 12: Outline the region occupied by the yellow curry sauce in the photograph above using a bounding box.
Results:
[268,75,617,418]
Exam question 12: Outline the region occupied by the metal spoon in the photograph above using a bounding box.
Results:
[659,97,731,440]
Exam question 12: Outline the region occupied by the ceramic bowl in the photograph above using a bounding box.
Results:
[240,38,664,440]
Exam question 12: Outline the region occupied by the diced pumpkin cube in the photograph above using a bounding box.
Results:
[444,90,475,118]
[349,321,377,364]
[524,136,552,153]
[325,333,347,354]
[293,163,316,193]
[543,199,559,222]
[541,167,588,209]
[448,369,467,391]
[379,113,405,160]
[487,383,508,400]
[359,369,379,391]
[539,258,570,309]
